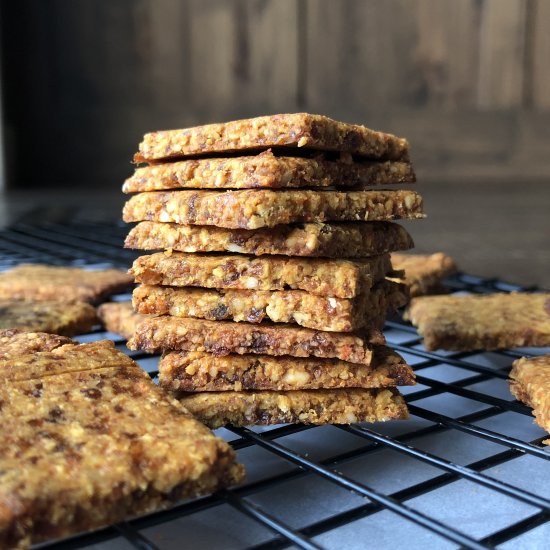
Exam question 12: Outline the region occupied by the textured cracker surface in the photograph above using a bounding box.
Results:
[0,265,133,304]
[122,189,424,229]
[179,388,409,428]
[125,151,415,192]
[97,301,147,340]
[406,292,550,351]
[125,220,414,258]
[133,280,408,332]
[134,113,409,163]
[510,354,550,444]
[0,300,97,336]
[159,346,415,392]
[0,340,244,549]
[130,252,391,299]
[128,316,384,364]
[391,252,457,296]
[0,329,74,359]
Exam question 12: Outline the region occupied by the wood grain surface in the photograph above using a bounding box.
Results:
[1,0,550,188]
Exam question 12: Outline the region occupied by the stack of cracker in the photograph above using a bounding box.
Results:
[122,113,425,428]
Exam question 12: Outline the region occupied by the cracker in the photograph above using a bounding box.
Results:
[132,280,408,332]
[134,113,409,163]
[0,264,133,304]
[130,252,391,299]
[125,220,414,258]
[124,151,415,192]
[0,329,74,359]
[0,299,97,336]
[405,293,550,351]
[391,252,457,296]
[127,316,385,364]
[178,388,409,428]
[122,189,424,229]
[159,346,414,392]
[97,301,147,340]
[0,340,244,548]
[510,354,550,444]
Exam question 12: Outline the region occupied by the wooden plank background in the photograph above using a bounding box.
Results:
[1,0,549,188]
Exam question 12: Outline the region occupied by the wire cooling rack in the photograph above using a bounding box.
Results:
[1,220,549,550]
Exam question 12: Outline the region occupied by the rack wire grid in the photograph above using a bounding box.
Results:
[1,219,549,550]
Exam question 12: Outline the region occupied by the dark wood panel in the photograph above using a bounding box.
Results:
[1,0,154,187]
[187,0,298,121]
[477,0,527,108]
[305,0,420,112]
[531,0,550,108]
[0,0,548,189]
[305,0,486,111]
[412,0,482,108]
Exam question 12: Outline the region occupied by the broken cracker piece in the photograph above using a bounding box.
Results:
[0,264,133,304]
[391,252,457,297]
[97,300,147,340]
[406,292,550,351]
[510,354,550,445]
[0,299,97,336]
